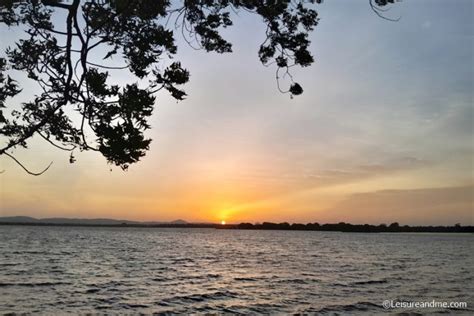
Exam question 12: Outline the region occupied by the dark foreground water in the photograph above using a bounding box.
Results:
[0,226,472,315]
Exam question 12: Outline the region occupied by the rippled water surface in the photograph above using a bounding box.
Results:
[0,226,473,314]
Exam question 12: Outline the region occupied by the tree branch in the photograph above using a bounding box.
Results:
[37,131,76,151]
[369,0,400,22]
[4,152,53,176]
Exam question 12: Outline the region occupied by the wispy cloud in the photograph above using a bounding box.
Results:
[326,185,474,225]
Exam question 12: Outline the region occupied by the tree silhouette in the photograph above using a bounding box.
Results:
[0,0,396,174]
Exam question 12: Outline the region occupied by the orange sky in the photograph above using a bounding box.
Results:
[0,0,473,225]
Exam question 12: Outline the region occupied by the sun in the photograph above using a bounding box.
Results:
[221,220,226,225]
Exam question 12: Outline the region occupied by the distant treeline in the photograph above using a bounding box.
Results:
[221,222,474,233]
[0,221,472,233]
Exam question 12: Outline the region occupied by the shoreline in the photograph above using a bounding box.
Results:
[1,222,472,233]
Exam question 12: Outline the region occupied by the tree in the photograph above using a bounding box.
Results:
[0,0,396,175]
[389,222,400,231]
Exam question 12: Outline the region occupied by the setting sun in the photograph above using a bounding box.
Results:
[0,0,472,314]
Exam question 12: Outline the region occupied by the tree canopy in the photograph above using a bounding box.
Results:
[0,0,396,174]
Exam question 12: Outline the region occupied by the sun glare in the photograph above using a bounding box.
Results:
[221,220,226,225]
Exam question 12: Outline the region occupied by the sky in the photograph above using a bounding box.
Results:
[0,0,473,225]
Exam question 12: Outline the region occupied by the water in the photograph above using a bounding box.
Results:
[0,226,472,314]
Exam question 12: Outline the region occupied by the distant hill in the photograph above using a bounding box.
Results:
[0,216,188,225]
[0,216,39,223]
[170,219,187,225]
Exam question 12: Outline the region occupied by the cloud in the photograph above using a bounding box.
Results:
[327,185,474,225]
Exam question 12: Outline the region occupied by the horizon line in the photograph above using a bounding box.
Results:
[0,215,472,227]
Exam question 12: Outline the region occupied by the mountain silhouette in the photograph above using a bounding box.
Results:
[0,216,188,226]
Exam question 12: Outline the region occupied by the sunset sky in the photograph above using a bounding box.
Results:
[0,0,472,225]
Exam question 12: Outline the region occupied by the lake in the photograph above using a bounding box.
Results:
[0,226,472,314]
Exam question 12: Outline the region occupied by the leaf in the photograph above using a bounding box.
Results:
[289,83,303,96]
[103,47,118,60]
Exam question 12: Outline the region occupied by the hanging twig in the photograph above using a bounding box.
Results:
[4,152,53,176]
[369,0,401,22]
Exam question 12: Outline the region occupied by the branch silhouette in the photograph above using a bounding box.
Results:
[0,0,400,175]
[4,152,53,176]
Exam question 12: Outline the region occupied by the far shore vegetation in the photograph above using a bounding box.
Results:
[0,217,472,233]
